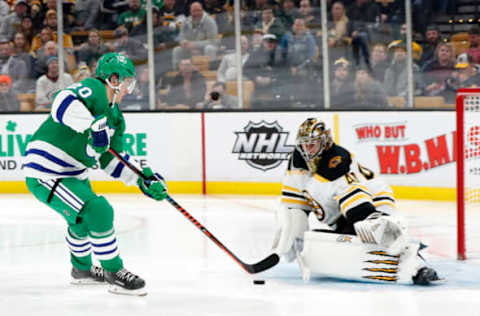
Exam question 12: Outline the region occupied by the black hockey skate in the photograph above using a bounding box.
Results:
[71,265,105,285]
[412,267,442,285]
[104,268,147,296]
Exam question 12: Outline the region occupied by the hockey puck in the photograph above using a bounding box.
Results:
[253,280,265,285]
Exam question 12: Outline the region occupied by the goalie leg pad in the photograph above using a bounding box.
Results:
[271,206,308,262]
[299,230,427,284]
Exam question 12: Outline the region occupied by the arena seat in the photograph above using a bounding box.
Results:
[192,56,210,72]
[17,93,36,112]
[414,96,448,108]
[387,96,405,108]
[226,80,254,108]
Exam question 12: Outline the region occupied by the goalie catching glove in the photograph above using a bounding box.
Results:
[87,115,110,154]
[137,167,168,201]
[353,212,408,255]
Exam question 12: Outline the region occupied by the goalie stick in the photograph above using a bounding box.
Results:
[108,148,279,274]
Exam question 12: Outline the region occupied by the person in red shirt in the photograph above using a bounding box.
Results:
[466,26,480,64]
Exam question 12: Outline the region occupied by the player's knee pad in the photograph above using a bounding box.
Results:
[271,206,308,261]
[80,196,114,233]
[300,230,425,284]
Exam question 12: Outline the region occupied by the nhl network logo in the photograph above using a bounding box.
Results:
[232,120,294,171]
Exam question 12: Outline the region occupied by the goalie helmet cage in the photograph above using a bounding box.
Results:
[456,88,480,260]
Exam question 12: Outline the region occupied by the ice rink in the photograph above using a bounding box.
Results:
[1,194,479,316]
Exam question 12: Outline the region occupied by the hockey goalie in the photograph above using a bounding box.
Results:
[271,118,441,285]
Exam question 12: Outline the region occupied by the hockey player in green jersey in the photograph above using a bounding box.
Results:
[23,52,167,296]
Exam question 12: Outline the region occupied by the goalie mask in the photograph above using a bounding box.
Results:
[96,52,136,94]
[296,118,333,161]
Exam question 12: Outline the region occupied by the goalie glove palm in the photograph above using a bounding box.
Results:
[87,116,110,154]
[137,167,168,201]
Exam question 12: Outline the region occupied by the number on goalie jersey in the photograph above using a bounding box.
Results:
[281,118,395,234]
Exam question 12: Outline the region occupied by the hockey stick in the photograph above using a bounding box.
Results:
[108,148,279,274]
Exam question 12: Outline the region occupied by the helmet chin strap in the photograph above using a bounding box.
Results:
[106,78,123,106]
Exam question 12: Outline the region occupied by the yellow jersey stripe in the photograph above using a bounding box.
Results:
[340,193,373,214]
[280,198,310,207]
[314,174,329,183]
[282,185,301,193]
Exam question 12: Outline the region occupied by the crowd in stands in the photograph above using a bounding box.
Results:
[0,0,477,111]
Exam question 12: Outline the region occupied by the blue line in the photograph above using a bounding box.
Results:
[38,179,81,212]
[65,236,90,248]
[71,248,91,254]
[111,154,129,178]
[56,94,76,125]
[57,183,84,209]
[91,238,117,248]
[24,162,86,176]
[93,247,118,256]
[25,149,75,168]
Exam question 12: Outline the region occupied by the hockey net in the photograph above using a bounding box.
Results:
[457,88,480,260]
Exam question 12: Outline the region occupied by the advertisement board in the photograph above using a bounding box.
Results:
[337,112,456,187]
[0,113,202,182]
[204,112,334,182]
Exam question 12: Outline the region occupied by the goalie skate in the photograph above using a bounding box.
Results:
[70,266,105,285]
[105,268,147,296]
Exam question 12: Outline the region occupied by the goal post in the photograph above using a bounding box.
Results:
[456,88,480,260]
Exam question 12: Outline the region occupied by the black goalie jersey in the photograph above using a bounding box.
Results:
[281,144,395,231]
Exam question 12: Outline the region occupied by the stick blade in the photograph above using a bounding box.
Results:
[246,254,280,274]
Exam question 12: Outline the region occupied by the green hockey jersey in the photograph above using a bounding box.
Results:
[23,77,137,185]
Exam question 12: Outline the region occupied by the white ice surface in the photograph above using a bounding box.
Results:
[0,194,479,316]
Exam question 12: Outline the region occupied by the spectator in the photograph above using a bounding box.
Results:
[0,0,9,19]
[109,25,148,64]
[161,57,207,108]
[370,43,389,83]
[43,9,74,50]
[295,0,319,30]
[33,40,69,78]
[19,16,35,45]
[217,35,250,82]
[352,66,388,108]
[172,2,218,69]
[442,53,480,103]
[346,0,381,68]
[330,57,354,108]
[75,29,110,67]
[159,0,187,21]
[130,7,179,79]
[419,25,441,67]
[13,31,31,55]
[466,26,480,65]
[31,0,74,33]
[384,40,423,99]
[72,0,101,31]
[327,1,349,63]
[117,0,146,31]
[199,81,239,109]
[30,27,53,53]
[0,0,29,40]
[35,56,73,110]
[0,38,28,92]
[204,0,230,35]
[256,6,286,41]
[0,74,20,111]
[421,42,455,96]
[72,61,91,82]
[395,23,423,62]
[130,6,178,48]
[282,18,317,105]
[244,33,285,108]
[278,0,296,32]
